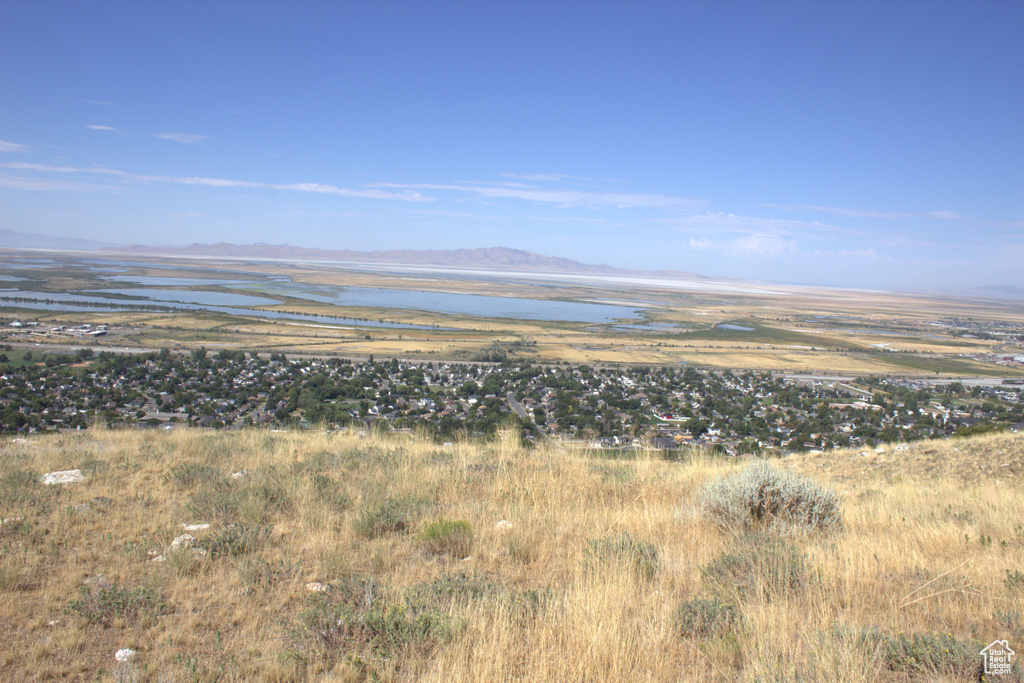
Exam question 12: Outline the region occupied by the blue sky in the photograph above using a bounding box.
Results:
[1,0,1022,290]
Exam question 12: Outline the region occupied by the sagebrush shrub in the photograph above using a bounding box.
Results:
[65,584,168,626]
[417,519,473,558]
[674,597,742,638]
[295,577,454,661]
[699,461,842,533]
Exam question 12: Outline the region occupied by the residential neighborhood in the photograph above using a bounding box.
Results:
[2,346,1021,454]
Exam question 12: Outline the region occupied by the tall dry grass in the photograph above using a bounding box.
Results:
[0,426,1021,681]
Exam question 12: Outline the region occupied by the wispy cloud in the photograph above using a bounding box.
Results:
[0,140,30,153]
[86,125,116,131]
[0,175,116,192]
[763,203,964,220]
[666,212,850,239]
[156,132,211,144]
[813,248,895,262]
[377,181,704,210]
[730,234,793,255]
[501,172,624,184]
[0,162,431,202]
[688,237,713,250]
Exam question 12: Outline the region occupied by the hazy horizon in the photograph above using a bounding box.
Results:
[1,1,1021,291]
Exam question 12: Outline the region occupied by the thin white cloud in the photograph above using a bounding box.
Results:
[667,212,850,238]
[688,237,713,250]
[730,234,792,255]
[764,203,965,220]
[377,181,704,210]
[0,140,30,153]
[501,172,625,184]
[156,132,211,144]
[813,248,895,262]
[0,161,430,202]
[86,125,116,131]
[0,175,117,192]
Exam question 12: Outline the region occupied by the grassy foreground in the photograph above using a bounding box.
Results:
[1,428,1022,682]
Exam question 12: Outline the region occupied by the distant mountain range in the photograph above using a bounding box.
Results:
[0,228,115,251]
[967,285,1024,300]
[2,229,1020,295]
[101,240,712,280]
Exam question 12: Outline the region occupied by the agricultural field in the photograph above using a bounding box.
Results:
[2,251,1023,378]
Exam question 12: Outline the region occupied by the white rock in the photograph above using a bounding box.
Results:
[115,648,136,663]
[305,582,327,592]
[170,534,195,550]
[231,470,249,480]
[40,469,85,485]
[151,555,167,563]
[182,523,210,531]
[495,520,514,531]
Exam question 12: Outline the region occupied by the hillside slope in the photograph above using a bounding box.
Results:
[1,429,1021,682]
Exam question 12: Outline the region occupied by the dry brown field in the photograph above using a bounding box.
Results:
[4,254,1024,376]
[1,427,1022,682]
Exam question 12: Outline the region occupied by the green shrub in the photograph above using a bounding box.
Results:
[702,537,806,601]
[673,597,742,638]
[294,577,453,661]
[198,523,272,559]
[585,533,659,581]
[352,496,426,538]
[417,519,473,558]
[869,631,983,678]
[1006,569,1024,592]
[65,584,168,626]
[699,461,842,533]
[404,572,499,611]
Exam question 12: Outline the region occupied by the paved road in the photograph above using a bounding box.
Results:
[506,391,528,420]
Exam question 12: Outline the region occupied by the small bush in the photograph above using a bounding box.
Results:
[870,631,983,678]
[673,597,742,638]
[585,533,659,581]
[702,537,806,601]
[404,573,498,610]
[699,461,842,533]
[65,584,168,626]
[352,496,425,538]
[199,523,272,559]
[294,577,453,661]
[417,519,473,558]
[1006,569,1024,592]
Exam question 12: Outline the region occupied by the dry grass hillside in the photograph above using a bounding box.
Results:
[1,427,1022,682]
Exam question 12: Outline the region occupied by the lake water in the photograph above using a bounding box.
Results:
[0,291,442,329]
[716,323,755,331]
[247,283,642,323]
[0,256,647,324]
